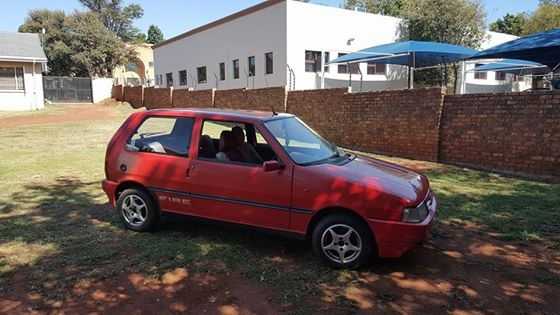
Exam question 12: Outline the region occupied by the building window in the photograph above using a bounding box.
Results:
[126,63,138,72]
[219,62,226,81]
[495,71,506,81]
[248,56,256,77]
[265,52,273,75]
[324,52,330,73]
[0,67,24,91]
[197,66,207,84]
[305,50,321,72]
[233,59,240,79]
[179,70,187,86]
[337,53,359,74]
[166,72,173,87]
[149,62,154,68]
[474,64,487,80]
[367,62,386,75]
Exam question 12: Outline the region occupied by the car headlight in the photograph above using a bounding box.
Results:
[402,200,430,223]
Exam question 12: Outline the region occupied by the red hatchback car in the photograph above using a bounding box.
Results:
[103,108,437,268]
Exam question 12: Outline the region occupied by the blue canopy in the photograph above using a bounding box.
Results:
[470,28,560,69]
[328,40,478,68]
[473,59,548,74]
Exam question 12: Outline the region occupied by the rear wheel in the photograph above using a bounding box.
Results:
[312,214,374,269]
[117,188,159,232]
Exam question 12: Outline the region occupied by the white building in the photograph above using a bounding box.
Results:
[0,32,47,111]
[154,0,521,93]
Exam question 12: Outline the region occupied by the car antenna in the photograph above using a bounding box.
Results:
[271,106,278,116]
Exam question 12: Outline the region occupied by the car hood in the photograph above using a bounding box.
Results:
[332,155,429,206]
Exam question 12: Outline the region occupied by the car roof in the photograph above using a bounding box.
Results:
[144,107,294,122]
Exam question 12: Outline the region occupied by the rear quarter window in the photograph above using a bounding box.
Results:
[128,117,194,157]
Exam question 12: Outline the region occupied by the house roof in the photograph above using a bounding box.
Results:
[153,0,285,49]
[0,32,47,62]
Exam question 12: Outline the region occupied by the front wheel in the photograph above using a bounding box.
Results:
[312,214,375,269]
[117,188,159,232]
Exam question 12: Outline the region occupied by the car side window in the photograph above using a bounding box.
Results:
[199,120,277,165]
[128,117,194,157]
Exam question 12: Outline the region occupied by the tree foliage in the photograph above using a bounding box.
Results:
[344,0,405,16]
[146,25,164,44]
[489,13,527,36]
[399,0,486,48]
[78,0,144,42]
[522,1,560,34]
[19,10,134,77]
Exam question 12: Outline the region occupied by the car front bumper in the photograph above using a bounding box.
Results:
[368,194,437,258]
[101,179,118,207]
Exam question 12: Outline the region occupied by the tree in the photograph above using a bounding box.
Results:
[344,0,405,16]
[19,10,134,77]
[399,0,486,89]
[523,1,560,34]
[490,13,527,36]
[64,12,134,77]
[18,10,73,76]
[146,25,164,44]
[78,0,144,42]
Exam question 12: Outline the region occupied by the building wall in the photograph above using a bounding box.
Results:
[113,44,155,86]
[154,1,287,91]
[92,78,114,103]
[0,61,44,111]
[286,0,408,91]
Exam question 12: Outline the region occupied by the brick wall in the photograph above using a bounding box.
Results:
[214,88,248,109]
[144,87,172,109]
[287,88,444,162]
[173,89,214,108]
[214,87,286,112]
[287,88,348,146]
[440,91,560,178]
[111,85,123,101]
[123,86,143,109]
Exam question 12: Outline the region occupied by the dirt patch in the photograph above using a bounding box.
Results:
[0,268,282,315]
[0,103,125,129]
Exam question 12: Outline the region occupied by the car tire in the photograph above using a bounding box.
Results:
[312,214,375,269]
[117,188,159,232]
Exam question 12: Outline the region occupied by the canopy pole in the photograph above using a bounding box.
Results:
[460,61,467,94]
[348,63,352,90]
[407,53,412,89]
[321,52,325,89]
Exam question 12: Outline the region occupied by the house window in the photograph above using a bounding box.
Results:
[265,52,273,75]
[324,52,330,73]
[0,67,24,91]
[305,50,321,72]
[166,73,173,87]
[474,64,487,80]
[219,62,226,81]
[197,66,207,84]
[337,53,359,74]
[367,62,386,75]
[248,56,256,77]
[495,71,506,81]
[179,70,187,86]
[126,63,138,72]
[233,59,240,79]
[148,62,154,68]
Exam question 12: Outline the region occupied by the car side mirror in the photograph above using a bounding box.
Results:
[263,160,284,172]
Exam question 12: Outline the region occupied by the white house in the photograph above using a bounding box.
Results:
[154,0,520,93]
[0,32,47,111]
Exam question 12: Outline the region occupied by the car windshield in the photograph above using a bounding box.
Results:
[265,117,338,165]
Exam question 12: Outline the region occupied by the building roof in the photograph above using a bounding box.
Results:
[0,32,47,62]
[147,107,293,121]
[153,0,285,49]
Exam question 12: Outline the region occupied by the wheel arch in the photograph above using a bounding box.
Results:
[306,207,374,241]
[115,181,158,209]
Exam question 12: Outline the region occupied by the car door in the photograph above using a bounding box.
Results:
[186,118,292,231]
[122,115,196,214]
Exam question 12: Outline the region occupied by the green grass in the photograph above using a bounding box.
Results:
[0,104,559,313]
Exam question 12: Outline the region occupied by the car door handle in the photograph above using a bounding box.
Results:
[186,164,195,178]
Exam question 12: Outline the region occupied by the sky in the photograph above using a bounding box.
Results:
[0,0,540,39]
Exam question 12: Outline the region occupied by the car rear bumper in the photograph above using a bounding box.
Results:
[368,195,437,258]
[102,179,118,207]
